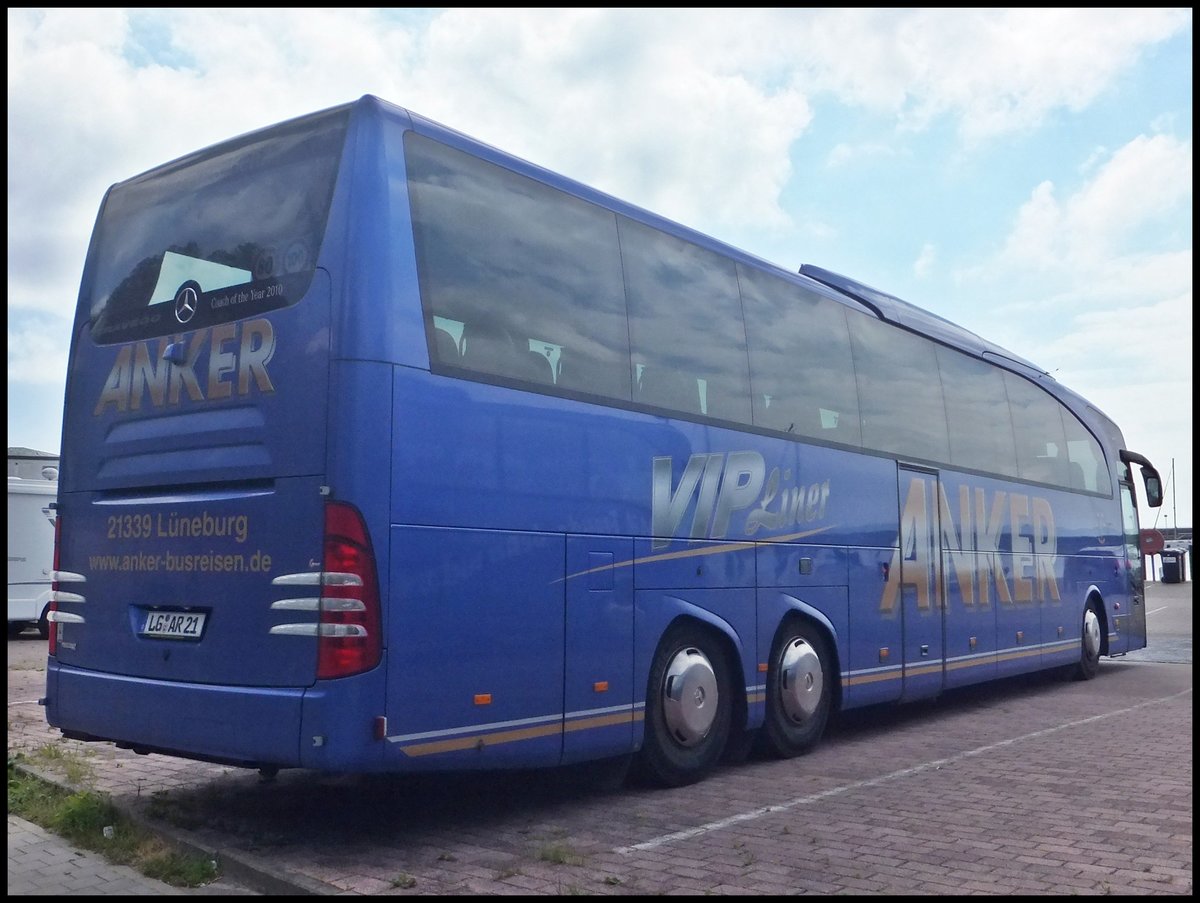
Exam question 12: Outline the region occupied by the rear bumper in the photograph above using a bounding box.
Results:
[45,661,305,768]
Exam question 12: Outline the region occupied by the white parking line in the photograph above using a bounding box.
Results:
[614,688,1193,854]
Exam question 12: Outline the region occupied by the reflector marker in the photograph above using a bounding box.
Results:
[269,623,368,637]
[271,597,320,610]
[47,611,85,624]
[270,624,319,636]
[271,571,363,587]
[50,571,86,583]
[320,623,366,637]
[50,591,85,604]
[321,598,367,612]
[270,597,366,611]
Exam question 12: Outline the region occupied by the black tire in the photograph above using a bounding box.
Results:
[7,622,25,640]
[720,727,756,766]
[635,621,734,788]
[1072,601,1102,681]
[37,609,50,641]
[758,619,833,759]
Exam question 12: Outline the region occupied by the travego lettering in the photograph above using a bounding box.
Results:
[94,318,276,415]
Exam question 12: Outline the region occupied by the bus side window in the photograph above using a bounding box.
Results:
[703,378,741,421]
[557,352,627,399]
[461,320,549,384]
[434,326,461,363]
[1068,461,1087,491]
[638,367,701,415]
[755,386,819,436]
[524,348,555,384]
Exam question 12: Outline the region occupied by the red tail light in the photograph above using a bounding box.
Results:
[48,514,61,656]
[317,501,382,679]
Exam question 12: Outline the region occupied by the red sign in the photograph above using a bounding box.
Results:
[1140,529,1165,555]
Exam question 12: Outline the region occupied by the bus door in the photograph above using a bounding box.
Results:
[897,467,945,702]
[562,536,635,764]
[1117,483,1146,652]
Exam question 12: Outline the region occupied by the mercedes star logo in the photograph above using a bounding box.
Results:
[174,285,199,324]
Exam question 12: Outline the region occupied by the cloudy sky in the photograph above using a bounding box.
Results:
[7,8,1193,530]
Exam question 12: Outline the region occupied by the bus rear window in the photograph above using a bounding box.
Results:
[86,106,349,345]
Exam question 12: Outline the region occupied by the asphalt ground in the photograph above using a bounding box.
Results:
[8,580,1192,895]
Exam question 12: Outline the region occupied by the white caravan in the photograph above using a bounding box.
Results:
[8,453,59,638]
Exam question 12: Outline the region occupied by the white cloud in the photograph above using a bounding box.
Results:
[913,243,937,279]
[7,312,71,386]
[1065,135,1194,252]
[827,142,898,168]
[970,132,1192,292]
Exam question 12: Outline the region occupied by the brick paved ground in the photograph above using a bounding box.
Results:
[8,582,1192,895]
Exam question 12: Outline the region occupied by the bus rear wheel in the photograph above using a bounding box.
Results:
[759,620,832,758]
[635,622,733,788]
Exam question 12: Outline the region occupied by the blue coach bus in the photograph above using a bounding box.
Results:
[45,95,1163,787]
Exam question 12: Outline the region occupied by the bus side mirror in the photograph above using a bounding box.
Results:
[1119,449,1164,508]
[1142,470,1163,508]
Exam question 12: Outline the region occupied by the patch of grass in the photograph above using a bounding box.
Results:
[390,872,416,888]
[7,757,63,819]
[8,759,220,888]
[27,743,96,786]
[538,842,585,866]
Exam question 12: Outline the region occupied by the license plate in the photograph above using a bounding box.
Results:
[141,610,207,640]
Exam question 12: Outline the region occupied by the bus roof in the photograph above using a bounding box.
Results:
[798,265,1049,377]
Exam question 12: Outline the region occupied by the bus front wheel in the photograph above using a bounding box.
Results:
[635,622,733,788]
[1071,602,1102,681]
[759,620,832,758]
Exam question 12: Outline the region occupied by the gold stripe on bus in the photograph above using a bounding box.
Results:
[843,669,902,687]
[946,655,997,672]
[399,710,641,758]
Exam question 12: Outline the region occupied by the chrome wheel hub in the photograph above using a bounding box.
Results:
[778,637,823,724]
[1083,608,1101,660]
[662,646,719,746]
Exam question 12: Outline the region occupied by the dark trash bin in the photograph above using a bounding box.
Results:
[1161,550,1182,584]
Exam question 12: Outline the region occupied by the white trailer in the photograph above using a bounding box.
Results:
[8,469,58,638]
